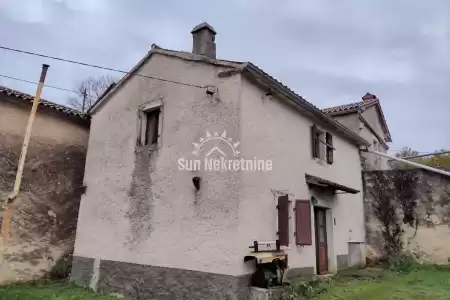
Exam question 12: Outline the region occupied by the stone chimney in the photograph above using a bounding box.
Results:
[362,92,377,102]
[191,22,217,59]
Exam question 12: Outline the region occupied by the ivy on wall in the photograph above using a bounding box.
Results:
[367,171,419,256]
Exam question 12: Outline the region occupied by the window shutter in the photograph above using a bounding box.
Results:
[311,125,319,158]
[326,132,333,164]
[277,195,290,246]
[295,200,312,245]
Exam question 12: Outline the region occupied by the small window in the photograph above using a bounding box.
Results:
[311,125,322,159]
[311,125,334,164]
[144,109,160,146]
[325,132,334,164]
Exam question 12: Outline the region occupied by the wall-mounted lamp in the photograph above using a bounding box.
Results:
[205,86,216,95]
[192,176,201,190]
[311,196,318,206]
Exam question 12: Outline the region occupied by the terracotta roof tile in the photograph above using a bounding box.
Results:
[321,99,378,114]
[0,86,89,120]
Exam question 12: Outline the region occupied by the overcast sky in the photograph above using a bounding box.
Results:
[0,0,449,152]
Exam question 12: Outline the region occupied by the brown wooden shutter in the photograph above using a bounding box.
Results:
[311,125,319,158]
[277,195,290,246]
[295,200,312,245]
[326,132,333,164]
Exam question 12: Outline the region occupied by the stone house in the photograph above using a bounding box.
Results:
[0,86,89,282]
[71,23,369,300]
[322,94,392,170]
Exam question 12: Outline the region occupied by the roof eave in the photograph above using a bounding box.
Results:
[358,114,389,150]
[88,49,157,115]
[373,101,392,142]
[243,63,369,147]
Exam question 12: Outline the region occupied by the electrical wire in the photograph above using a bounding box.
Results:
[0,45,205,89]
[0,74,96,99]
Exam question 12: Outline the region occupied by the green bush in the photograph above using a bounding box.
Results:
[48,251,73,280]
[389,253,418,274]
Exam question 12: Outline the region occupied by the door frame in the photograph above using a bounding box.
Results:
[314,206,328,274]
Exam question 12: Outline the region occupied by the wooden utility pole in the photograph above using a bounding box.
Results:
[81,88,87,113]
[1,64,49,245]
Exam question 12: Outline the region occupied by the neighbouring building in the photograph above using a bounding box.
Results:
[322,93,392,170]
[0,86,89,283]
[71,23,369,300]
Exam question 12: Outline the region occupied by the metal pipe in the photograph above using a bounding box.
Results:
[365,149,450,177]
[1,64,49,246]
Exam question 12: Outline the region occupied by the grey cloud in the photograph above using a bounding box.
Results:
[0,0,449,152]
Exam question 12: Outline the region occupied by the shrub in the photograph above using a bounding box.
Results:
[281,276,333,299]
[48,251,73,280]
[389,253,418,274]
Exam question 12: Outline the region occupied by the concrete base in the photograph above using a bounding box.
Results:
[71,256,250,300]
[249,287,286,300]
[336,254,349,268]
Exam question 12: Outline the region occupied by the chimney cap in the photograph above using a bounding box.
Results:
[362,92,377,101]
[191,22,217,35]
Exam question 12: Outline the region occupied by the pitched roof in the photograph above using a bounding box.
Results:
[322,93,392,142]
[89,45,369,147]
[321,98,378,115]
[0,85,89,121]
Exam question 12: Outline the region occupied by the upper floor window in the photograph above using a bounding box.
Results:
[138,101,162,149]
[311,125,334,164]
[144,109,160,146]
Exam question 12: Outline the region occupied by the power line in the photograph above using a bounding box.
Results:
[388,149,437,154]
[0,73,95,99]
[0,45,205,89]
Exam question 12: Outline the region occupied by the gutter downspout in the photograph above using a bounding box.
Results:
[365,149,450,177]
[1,64,49,244]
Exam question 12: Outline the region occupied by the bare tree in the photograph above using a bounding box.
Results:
[67,75,116,113]
[395,147,419,158]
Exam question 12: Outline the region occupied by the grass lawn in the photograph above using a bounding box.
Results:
[0,281,125,300]
[0,266,449,300]
[312,265,450,300]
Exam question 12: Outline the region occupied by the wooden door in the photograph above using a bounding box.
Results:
[314,207,328,274]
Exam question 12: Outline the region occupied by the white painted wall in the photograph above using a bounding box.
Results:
[362,106,385,138]
[332,111,390,170]
[238,77,365,274]
[333,114,359,133]
[358,121,390,170]
[74,53,246,276]
[74,54,365,278]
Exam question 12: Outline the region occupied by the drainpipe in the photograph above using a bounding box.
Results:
[1,64,49,243]
[364,149,450,178]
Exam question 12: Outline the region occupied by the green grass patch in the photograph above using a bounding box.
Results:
[0,280,125,300]
[312,265,450,300]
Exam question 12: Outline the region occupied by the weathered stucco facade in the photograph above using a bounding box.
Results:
[239,76,366,275]
[334,110,389,170]
[72,25,367,300]
[0,89,89,283]
[364,169,450,264]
